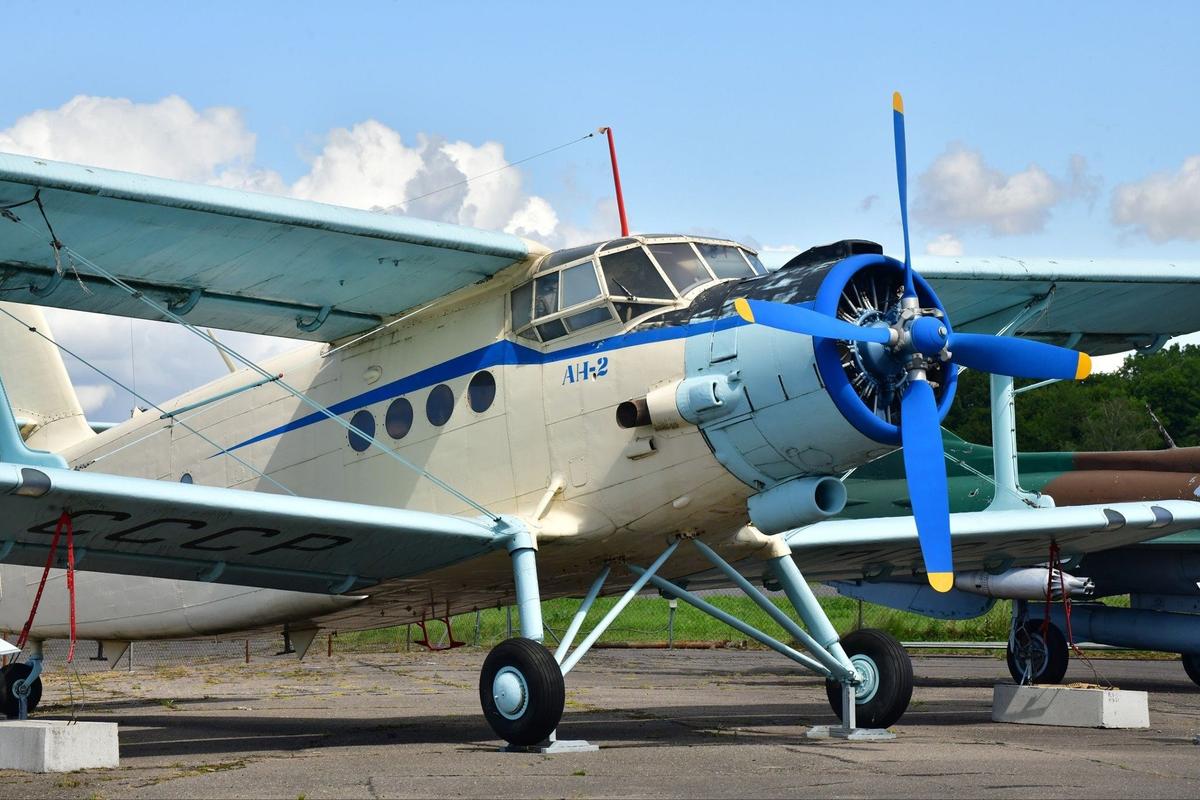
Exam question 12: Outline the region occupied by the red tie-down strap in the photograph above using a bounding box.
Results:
[1042,541,1082,659]
[15,511,77,662]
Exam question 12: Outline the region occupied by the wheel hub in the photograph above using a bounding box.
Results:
[1014,633,1049,675]
[492,666,529,720]
[850,654,881,704]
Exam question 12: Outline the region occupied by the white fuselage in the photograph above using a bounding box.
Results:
[1,258,763,643]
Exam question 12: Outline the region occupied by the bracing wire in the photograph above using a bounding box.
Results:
[4,211,499,521]
[392,131,597,208]
[0,304,296,496]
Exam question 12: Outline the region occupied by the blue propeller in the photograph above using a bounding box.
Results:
[894,92,915,300]
[734,92,1092,592]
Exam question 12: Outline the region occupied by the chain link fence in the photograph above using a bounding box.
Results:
[17,587,1021,672]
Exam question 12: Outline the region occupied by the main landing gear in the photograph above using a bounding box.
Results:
[1007,619,1069,685]
[482,531,913,748]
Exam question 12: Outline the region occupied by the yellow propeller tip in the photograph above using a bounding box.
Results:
[1075,352,1092,380]
[928,572,954,593]
[733,297,755,323]
[893,92,904,113]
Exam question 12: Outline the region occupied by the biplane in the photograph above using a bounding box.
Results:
[0,95,1197,746]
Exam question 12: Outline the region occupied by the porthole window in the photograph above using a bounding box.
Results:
[348,409,375,452]
[385,397,413,439]
[468,371,496,413]
[426,384,455,426]
[180,473,194,484]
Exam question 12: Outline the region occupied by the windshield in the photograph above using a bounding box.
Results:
[512,235,762,342]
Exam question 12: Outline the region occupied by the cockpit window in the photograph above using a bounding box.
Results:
[561,261,601,307]
[697,243,755,279]
[534,272,560,317]
[512,235,759,343]
[744,250,767,275]
[649,243,711,295]
[600,247,672,299]
[510,281,533,331]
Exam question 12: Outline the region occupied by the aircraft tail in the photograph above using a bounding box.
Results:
[0,302,95,452]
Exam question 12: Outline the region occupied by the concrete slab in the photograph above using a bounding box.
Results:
[3,652,1199,798]
[0,720,118,772]
[992,682,1150,728]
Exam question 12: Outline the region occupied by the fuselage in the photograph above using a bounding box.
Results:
[6,234,887,642]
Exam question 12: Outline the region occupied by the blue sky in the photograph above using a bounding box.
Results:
[2,1,1199,417]
[7,1,1199,257]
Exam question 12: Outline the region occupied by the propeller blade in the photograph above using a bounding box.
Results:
[734,298,892,344]
[949,333,1092,381]
[893,91,914,299]
[900,379,954,592]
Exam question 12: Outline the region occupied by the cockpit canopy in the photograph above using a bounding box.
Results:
[510,235,765,343]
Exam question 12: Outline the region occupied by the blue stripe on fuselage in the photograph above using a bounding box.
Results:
[227,314,745,453]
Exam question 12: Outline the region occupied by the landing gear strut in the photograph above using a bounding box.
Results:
[482,531,911,748]
[480,529,571,750]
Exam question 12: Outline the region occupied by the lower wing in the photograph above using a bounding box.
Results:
[783,500,1200,581]
[0,462,510,595]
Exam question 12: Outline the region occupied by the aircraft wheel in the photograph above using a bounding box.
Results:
[2,663,43,718]
[824,629,913,728]
[1182,653,1200,688]
[1007,620,1068,685]
[479,637,564,746]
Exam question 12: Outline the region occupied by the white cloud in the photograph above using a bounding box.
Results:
[915,144,1093,237]
[0,95,257,183]
[1112,155,1200,242]
[0,95,602,419]
[505,196,559,239]
[925,233,963,256]
[289,120,423,209]
[73,384,114,414]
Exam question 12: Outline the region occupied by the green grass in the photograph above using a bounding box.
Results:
[333,591,1025,652]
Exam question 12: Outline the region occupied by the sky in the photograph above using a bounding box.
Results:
[2,1,1199,419]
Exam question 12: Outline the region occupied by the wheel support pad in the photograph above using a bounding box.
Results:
[0,720,119,772]
[806,725,896,741]
[992,683,1149,728]
[502,732,599,753]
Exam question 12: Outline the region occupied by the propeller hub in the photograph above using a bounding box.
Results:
[908,314,950,358]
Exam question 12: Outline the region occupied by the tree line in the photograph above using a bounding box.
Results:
[942,343,1200,453]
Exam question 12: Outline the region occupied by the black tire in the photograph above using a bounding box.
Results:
[824,629,913,729]
[479,638,565,746]
[1182,653,1200,688]
[2,663,43,718]
[1007,620,1069,685]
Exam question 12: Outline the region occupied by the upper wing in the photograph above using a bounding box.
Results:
[0,152,533,342]
[0,462,507,594]
[922,256,1200,355]
[783,499,1200,581]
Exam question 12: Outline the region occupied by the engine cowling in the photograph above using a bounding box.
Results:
[671,245,955,531]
